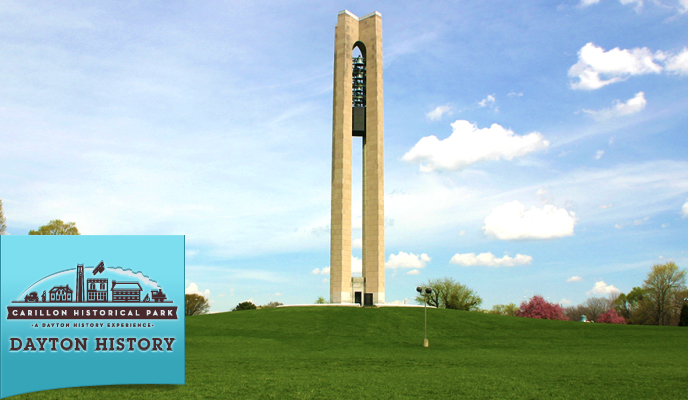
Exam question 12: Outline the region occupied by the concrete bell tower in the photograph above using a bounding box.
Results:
[330,10,385,305]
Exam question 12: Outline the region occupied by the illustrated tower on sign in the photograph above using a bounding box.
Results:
[76,264,84,302]
[330,10,385,305]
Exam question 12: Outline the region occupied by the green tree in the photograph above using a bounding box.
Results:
[185,293,210,316]
[263,301,283,308]
[0,199,7,235]
[614,287,653,324]
[415,277,482,311]
[643,262,687,326]
[614,288,640,320]
[29,219,80,235]
[489,303,518,316]
[233,301,257,311]
[315,296,328,304]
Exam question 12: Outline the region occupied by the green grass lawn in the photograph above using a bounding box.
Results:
[10,307,688,399]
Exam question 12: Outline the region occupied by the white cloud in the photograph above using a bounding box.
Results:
[584,0,688,13]
[352,238,362,249]
[507,92,524,97]
[664,48,688,75]
[403,120,549,172]
[567,276,583,282]
[274,292,282,296]
[595,150,605,160]
[185,282,210,298]
[681,0,688,13]
[587,280,620,295]
[312,267,330,275]
[478,94,496,108]
[633,216,649,225]
[385,252,431,269]
[559,298,572,305]
[682,201,688,217]
[579,0,601,6]
[450,252,533,267]
[482,201,577,240]
[584,92,647,120]
[352,256,362,274]
[458,230,466,236]
[426,105,453,121]
[322,278,329,283]
[406,269,421,275]
[599,203,613,209]
[569,43,662,90]
[615,224,623,229]
[620,0,643,10]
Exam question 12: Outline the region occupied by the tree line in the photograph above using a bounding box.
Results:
[486,262,688,326]
[0,199,80,235]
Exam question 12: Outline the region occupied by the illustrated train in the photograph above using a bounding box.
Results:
[142,289,168,303]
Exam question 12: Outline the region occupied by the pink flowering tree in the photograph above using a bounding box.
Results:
[516,295,569,321]
[597,308,626,324]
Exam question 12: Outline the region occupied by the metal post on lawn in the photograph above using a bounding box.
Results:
[417,286,432,347]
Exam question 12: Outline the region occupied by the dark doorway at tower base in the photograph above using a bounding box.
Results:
[364,293,373,306]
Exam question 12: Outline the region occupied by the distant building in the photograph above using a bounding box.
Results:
[87,278,108,302]
[111,281,142,302]
[49,285,73,302]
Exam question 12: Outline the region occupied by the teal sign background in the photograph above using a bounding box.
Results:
[0,236,185,398]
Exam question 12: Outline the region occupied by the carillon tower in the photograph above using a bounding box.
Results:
[330,10,385,305]
[76,263,84,302]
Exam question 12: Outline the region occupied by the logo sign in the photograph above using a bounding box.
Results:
[0,236,185,398]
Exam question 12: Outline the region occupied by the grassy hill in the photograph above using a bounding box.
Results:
[13,306,688,399]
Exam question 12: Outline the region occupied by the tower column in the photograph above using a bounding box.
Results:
[359,14,384,304]
[330,10,384,304]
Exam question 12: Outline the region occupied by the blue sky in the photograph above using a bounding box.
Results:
[2,1,687,312]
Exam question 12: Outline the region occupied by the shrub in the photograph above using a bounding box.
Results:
[516,295,568,321]
[263,301,283,308]
[233,301,257,311]
[597,308,626,324]
[679,302,688,327]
